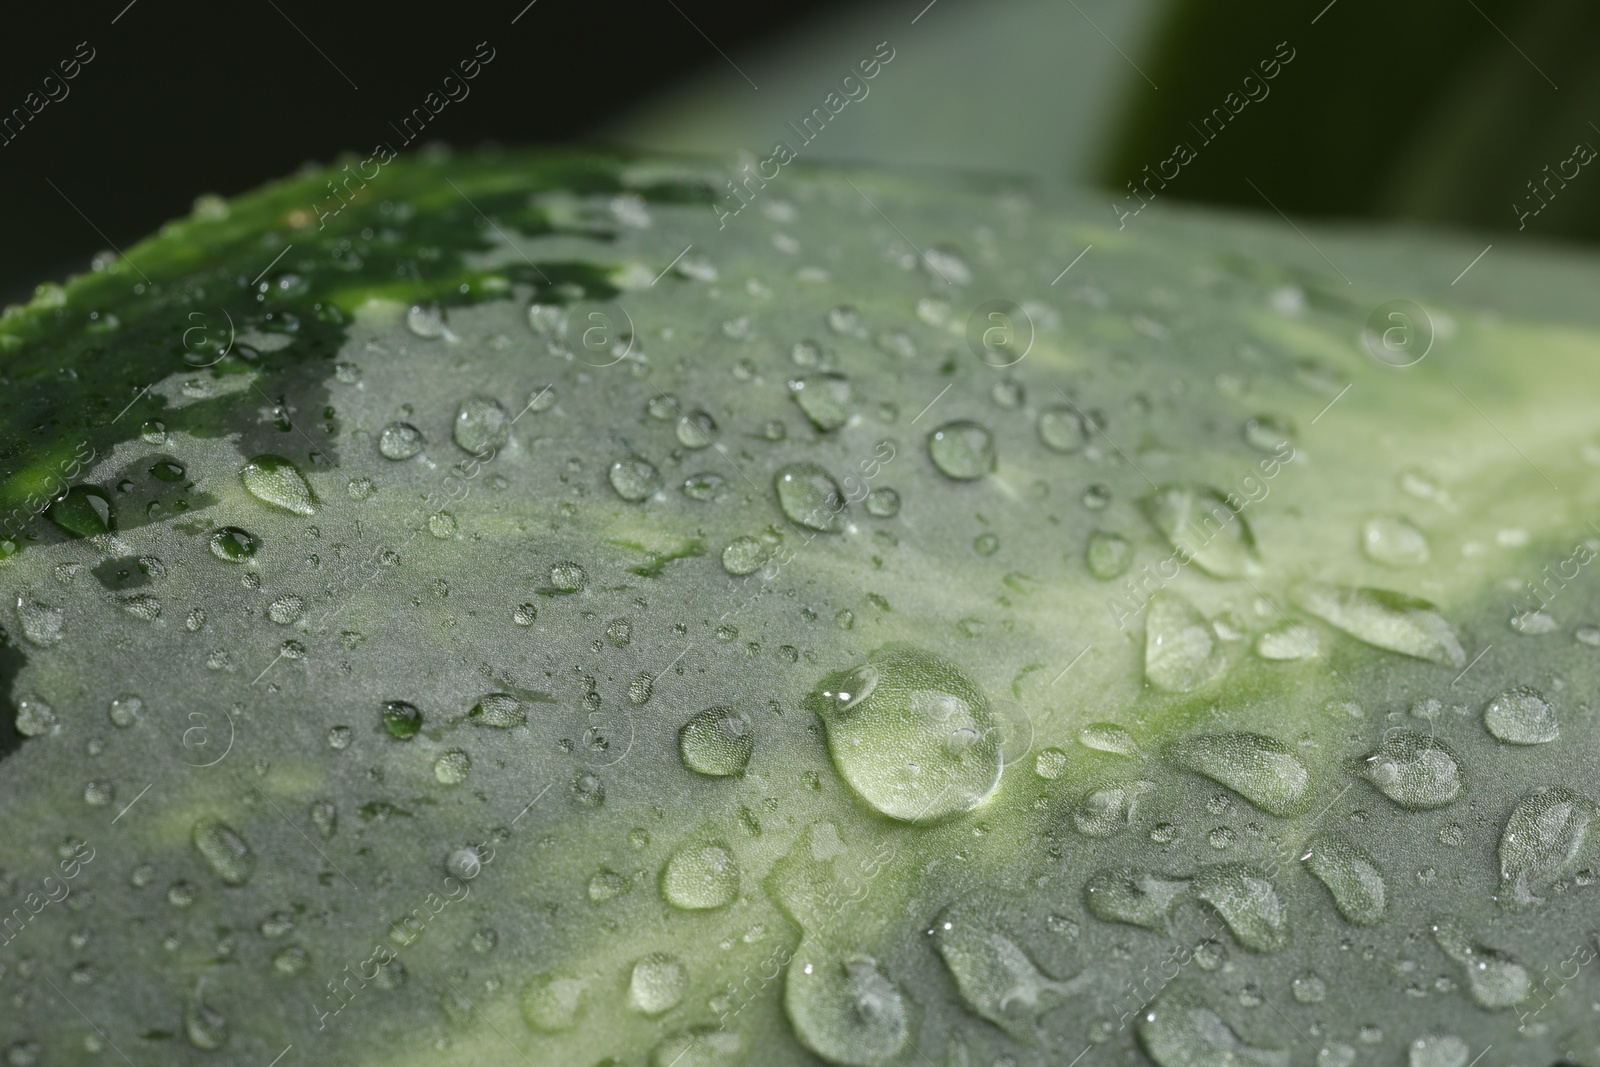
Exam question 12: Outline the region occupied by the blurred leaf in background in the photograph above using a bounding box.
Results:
[614,0,1600,243]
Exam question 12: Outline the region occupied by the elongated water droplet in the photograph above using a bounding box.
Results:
[1142,486,1257,578]
[1483,685,1558,744]
[721,536,768,576]
[1079,722,1139,756]
[1499,786,1596,908]
[679,707,754,776]
[1138,993,1288,1067]
[47,485,115,536]
[927,420,995,481]
[184,983,229,1050]
[1300,835,1386,926]
[1169,732,1309,817]
[1255,625,1318,660]
[470,693,527,728]
[1431,917,1530,1008]
[809,647,1002,822]
[784,949,908,1066]
[789,374,853,431]
[1145,592,1226,693]
[1085,531,1133,579]
[1409,1034,1468,1067]
[1084,867,1188,930]
[775,463,847,533]
[1360,516,1429,567]
[649,1028,741,1067]
[1359,731,1461,809]
[661,841,739,909]
[1191,864,1288,952]
[931,905,1087,1034]
[1291,584,1464,667]
[240,455,315,515]
[191,817,254,886]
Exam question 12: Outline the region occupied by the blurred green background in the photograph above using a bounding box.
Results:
[611,0,1600,244]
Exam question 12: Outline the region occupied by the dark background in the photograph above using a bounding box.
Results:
[0,0,848,300]
[5,0,1600,304]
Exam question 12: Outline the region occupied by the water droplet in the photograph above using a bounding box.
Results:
[1483,685,1558,744]
[184,983,229,1050]
[785,950,908,1066]
[827,305,864,336]
[1074,781,1153,837]
[1138,993,1288,1067]
[310,800,336,837]
[1360,516,1429,566]
[1498,786,1596,908]
[1082,483,1113,510]
[467,693,526,729]
[191,818,254,886]
[609,456,660,502]
[661,841,739,909]
[84,780,113,806]
[629,673,654,705]
[931,906,1086,1034]
[382,700,423,739]
[650,1027,741,1067]
[1145,592,1226,693]
[571,771,605,807]
[1168,732,1309,817]
[1300,835,1386,925]
[790,374,853,432]
[721,536,768,576]
[1036,407,1087,453]
[240,455,315,515]
[775,463,847,533]
[1034,748,1068,779]
[520,974,585,1032]
[378,422,424,460]
[434,749,471,785]
[1142,486,1257,578]
[1085,532,1132,579]
[1079,723,1138,756]
[1509,608,1559,634]
[149,458,186,483]
[547,561,586,593]
[864,488,900,518]
[679,707,754,776]
[675,410,717,449]
[1255,625,1318,660]
[1430,918,1529,1009]
[1192,864,1289,952]
[1359,731,1462,809]
[512,603,538,626]
[108,694,141,728]
[927,420,996,481]
[974,532,1000,556]
[1291,584,1464,667]
[1291,973,1326,1004]
[809,647,1002,822]
[454,396,510,457]
[1243,415,1294,453]
[629,954,687,1015]
[426,511,456,539]
[207,526,258,562]
[682,472,726,501]
[1084,867,1188,930]
[141,419,167,444]
[47,485,115,536]
[405,301,451,339]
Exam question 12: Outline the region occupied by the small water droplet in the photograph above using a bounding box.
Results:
[382,700,423,739]
[191,818,254,886]
[1482,685,1558,744]
[790,374,853,432]
[1360,515,1429,566]
[775,463,847,533]
[928,420,996,481]
[378,422,424,460]
[1145,592,1226,693]
[679,707,754,776]
[240,455,315,515]
[1168,732,1309,817]
[47,485,115,536]
[609,456,660,502]
[661,841,739,909]
[433,749,471,785]
[405,301,452,339]
[1038,408,1087,453]
[454,396,510,456]
[1359,731,1462,809]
